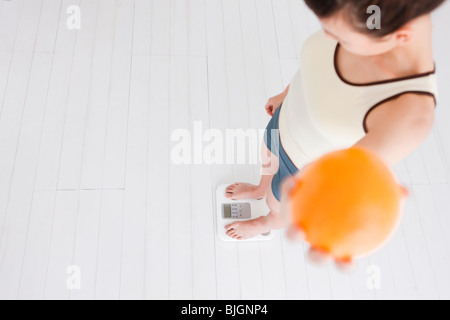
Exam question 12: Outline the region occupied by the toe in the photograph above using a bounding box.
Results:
[335,259,356,273]
[228,231,238,239]
[225,223,235,231]
[308,247,333,266]
[286,225,306,242]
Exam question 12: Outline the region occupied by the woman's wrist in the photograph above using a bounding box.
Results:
[281,85,290,100]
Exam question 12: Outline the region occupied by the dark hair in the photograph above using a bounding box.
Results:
[304,0,447,37]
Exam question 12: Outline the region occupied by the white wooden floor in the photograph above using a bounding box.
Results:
[0,0,449,300]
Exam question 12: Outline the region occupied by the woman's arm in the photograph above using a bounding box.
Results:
[265,85,290,116]
[354,93,435,167]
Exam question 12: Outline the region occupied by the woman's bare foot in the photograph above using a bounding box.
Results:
[225,183,266,200]
[225,217,270,240]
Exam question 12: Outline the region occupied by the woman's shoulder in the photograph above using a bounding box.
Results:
[299,29,336,65]
[302,29,330,50]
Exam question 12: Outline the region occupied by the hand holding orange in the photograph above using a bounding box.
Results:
[283,147,408,270]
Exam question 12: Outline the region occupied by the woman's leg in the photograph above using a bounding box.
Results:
[225,140,280,200]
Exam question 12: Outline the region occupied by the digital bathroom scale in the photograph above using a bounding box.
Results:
[215,184,276,242]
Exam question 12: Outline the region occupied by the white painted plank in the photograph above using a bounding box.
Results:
[281,238,310,300]
[188,0,207,56]
[94,190,124,300]
[145,55,170,299]
[205,0,225,58]
[272,0,296,59]
[303,257,332,300]
[132,0,151,55]
[44,191,79,300]
[168,56,193,299]
[401,193,440,299]
[205,0,240,299]
[35,0,62,53]
[151,0,170,55]
[433,0,450,143]
[0,53,52,299]
[413,184,450,299]
[53,0,79,54]
[262,60,283,104]
[80,0,118,189]
[433,0,450,184]
[34,52,74,190]
[240,0,268,127]
[207,83,240,291]
[170,0,188,56]
[302,1,321,33]
[393,160,413,187]
[0,53,11,107]
[260,238,287,300]
[0,0,23,52]
[278,60,309,300]
[69,190,102,300]
[420,131,448,184]
[368,251,397,300]
[434,128,450,184]
[34,0,78,190]
[120,54,149,300]
[14,0,42,53]
[405,148,429,186]
[255,0,279,60]
[349,259,376,300]
[240,0,270,183]
[251,58,285,301]
[223,0,266,300]
[385,226,419,300]
[102,0,134,189]
[215,242,241,300]
[189,56,217,299]
[17,190,56,299]
[0,52,34,255]
[57,0,98,190]
[328,267,354,300]
[287,0,311,58]
[431,184,450,295]
[237,243,264,300]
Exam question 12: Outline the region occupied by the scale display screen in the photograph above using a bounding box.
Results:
[222,203,251,220]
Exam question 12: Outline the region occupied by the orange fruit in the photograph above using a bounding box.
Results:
[289,147,407,261]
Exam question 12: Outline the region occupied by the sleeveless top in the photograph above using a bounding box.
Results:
[278,29,439,170]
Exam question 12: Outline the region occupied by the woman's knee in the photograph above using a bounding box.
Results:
[261,141,279,176]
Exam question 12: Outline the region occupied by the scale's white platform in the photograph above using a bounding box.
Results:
[215,184,276,242]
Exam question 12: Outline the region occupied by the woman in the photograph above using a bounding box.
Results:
[224,0,445,261]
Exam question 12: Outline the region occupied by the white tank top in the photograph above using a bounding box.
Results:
[278,30,439,170]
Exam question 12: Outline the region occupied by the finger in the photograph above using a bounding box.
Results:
[335,258,357,273]
[281,176,298,196]
[286,225,306,242]
[280,176,300,225]
[308,247,333,266]
[399,186,409,198]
